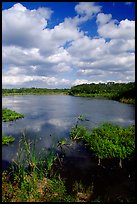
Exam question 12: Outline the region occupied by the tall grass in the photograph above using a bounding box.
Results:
[2,133,75,202]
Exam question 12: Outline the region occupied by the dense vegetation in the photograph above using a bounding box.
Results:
[2,108,24,122]
[2,87,69,96]
[69,82,135,104]
[71,123,135,168]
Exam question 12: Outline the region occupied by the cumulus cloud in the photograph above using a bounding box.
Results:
[2,2,135,88]
[75,2,101,17]
[72,79,93,86]
[96,13,112,25]
[2,75,71,87]
[2,3,53,48]
[96,13,135,39]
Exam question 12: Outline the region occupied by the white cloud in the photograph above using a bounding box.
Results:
[72,79,92,86]
[2,75,71,87]
[96,13,112,25]
[2,4,53,48]
[47,47,72,64]
[97,14,135,39]
[2,3,135,88]
[77,69,104,76]
[106,39,135,54]
[75,2,101,17]
[67,36,106,60]
[2,46,44,67]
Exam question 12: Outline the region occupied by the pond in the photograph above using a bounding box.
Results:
[2,95,135,169]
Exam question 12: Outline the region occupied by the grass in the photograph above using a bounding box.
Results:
[2,108,24,122]
[2,135,15,145]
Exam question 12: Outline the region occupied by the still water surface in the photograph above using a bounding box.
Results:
[2,95,135,168]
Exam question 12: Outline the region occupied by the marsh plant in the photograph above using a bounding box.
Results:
[2,135,15,145]
[2,108,24,122]
[75,114,87,128]
[2,133,75,202]
[3,133,45,201]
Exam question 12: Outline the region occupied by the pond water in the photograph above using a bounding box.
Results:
[2,95,135,169]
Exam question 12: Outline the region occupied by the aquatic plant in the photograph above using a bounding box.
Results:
[75,114,87,128]
[2,135,15,145]
[2,108,24,122]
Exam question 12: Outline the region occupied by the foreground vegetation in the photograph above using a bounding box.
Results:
[2,121,135,202]
[69,82,135,104]
[2,134,76,202]
[2,108,24,122]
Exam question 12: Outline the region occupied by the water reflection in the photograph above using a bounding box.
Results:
[2,95,135,168]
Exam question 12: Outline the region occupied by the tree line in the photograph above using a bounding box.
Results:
[68,82,135,104]
[2,87,69,95]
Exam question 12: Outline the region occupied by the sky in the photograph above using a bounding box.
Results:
[2,2,135,88]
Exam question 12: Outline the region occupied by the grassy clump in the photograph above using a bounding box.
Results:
[71,123,135,167]
[2,172,75,202]
[2,108,24,122]
[2,135,15,145]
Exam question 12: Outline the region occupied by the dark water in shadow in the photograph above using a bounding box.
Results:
[53,141,135,202]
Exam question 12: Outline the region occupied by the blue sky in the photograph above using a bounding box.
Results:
[2,2,135,88]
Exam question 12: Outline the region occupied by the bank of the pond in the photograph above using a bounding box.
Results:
[68,93,135,105]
